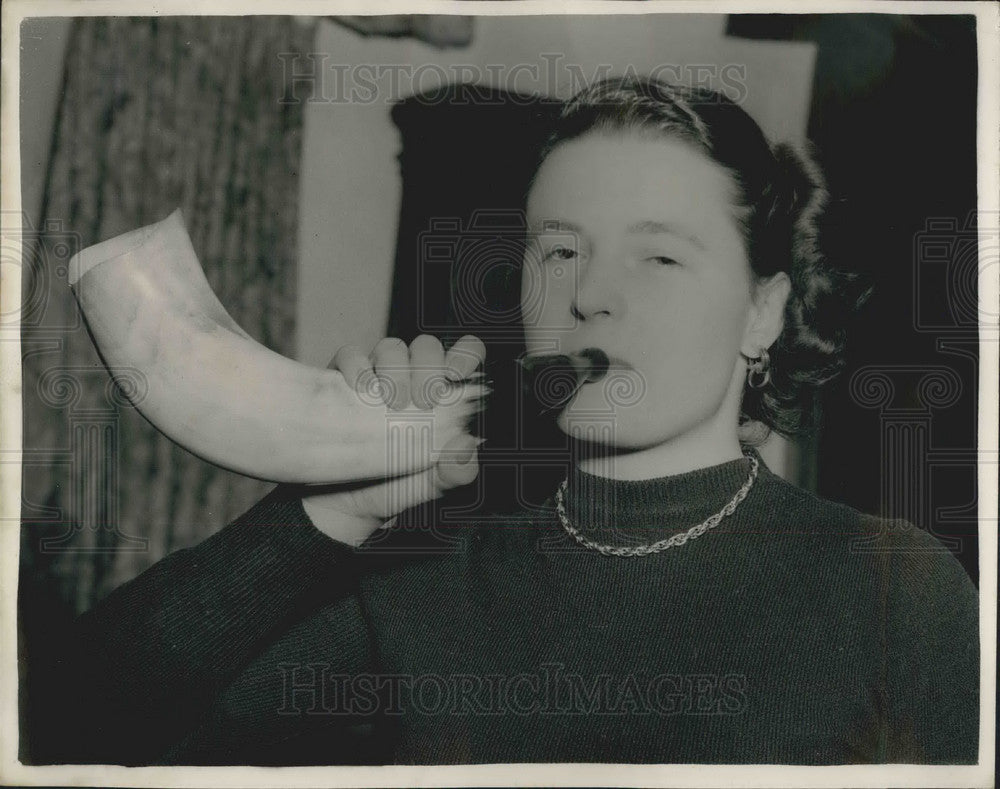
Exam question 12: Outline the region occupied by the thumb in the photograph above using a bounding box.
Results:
[435,433,485,490]
[354,434,483,519]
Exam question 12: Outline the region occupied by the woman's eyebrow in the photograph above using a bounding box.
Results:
[527,219,583,234]
[527,218,706,251]
[626,219,706,251]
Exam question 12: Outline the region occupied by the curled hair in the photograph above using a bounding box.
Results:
[531,76,871,439]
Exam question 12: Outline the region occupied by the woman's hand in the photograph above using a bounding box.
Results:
[300,334,487,546]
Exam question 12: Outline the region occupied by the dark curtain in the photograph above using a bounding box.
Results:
[20,16,314,617]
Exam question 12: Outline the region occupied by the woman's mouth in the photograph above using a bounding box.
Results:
[517,348,627,412]
[518,347,614,382]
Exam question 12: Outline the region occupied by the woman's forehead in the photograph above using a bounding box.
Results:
[526,133,742,240]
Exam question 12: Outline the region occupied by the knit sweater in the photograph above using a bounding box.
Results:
[30,452,980,766]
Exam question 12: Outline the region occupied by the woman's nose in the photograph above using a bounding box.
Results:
[571,259,625,321]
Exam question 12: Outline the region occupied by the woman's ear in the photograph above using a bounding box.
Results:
[742,272,792,355]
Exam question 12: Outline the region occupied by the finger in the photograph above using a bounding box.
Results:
[408,334,447,410]
[370,337,410,410]
[331,344,379,400]
[444,334,487,382]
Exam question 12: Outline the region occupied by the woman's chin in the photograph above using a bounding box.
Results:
[554,408,649,450]
[548,371,656,447]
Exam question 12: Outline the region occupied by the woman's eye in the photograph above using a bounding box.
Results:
[647,256,679,266]
[544,245,577,261]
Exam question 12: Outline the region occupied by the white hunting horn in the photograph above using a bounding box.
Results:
[67,209,489,484]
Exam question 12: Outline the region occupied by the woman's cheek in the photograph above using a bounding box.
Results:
[520,268,572,341]
[641,296,739,410]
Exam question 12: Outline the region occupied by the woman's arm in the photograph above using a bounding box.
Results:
[27,332,486,764]
[881,520,980,764]
[28,485,363,765]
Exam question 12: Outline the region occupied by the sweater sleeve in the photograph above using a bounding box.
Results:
[29,485,362,765]
[880,520,980,764]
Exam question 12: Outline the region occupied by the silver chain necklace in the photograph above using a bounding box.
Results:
[554,454,760,557]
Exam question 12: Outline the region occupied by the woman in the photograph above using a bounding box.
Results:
[31,77,979,766]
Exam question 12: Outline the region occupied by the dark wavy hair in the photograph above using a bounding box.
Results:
[528,76,871,440]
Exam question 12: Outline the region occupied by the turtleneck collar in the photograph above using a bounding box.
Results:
[558,447,766,545]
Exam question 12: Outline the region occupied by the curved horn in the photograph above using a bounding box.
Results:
[68,209,488,484]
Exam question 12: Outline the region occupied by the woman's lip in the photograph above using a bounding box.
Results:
[516,350,632,374]
[571,351,631,370]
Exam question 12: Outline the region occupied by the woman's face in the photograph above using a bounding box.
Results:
[521,131,757,452]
